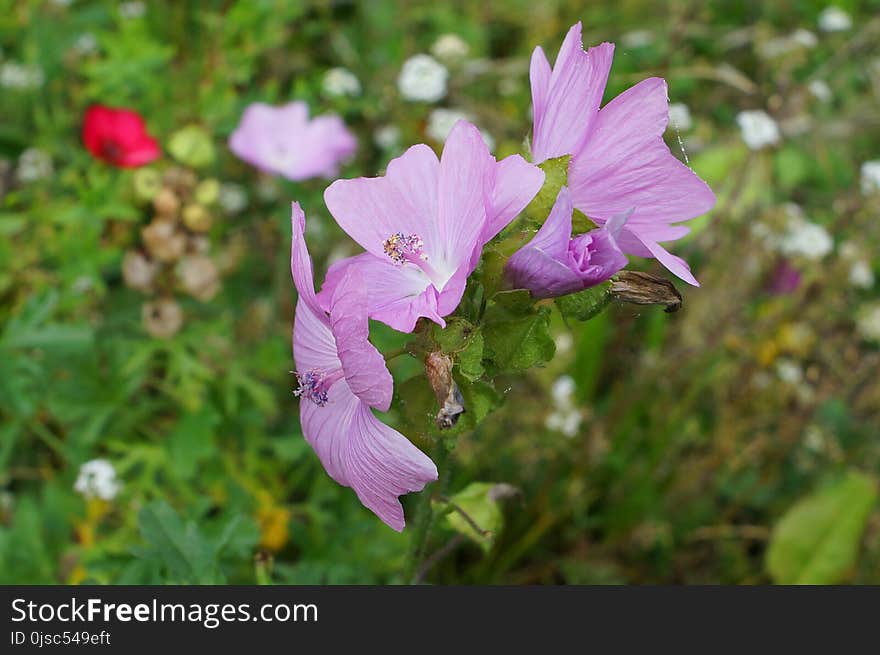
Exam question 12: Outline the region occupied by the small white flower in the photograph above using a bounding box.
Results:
[554,332,574,354]
[667,103,693,131]
[775,358,804,385]
[736,110,780,150]
[15,148,52,183]
[818,6,852,32]
[74,459,121,501]
[856,303,880,343]
[119,1,145,19]
[545,408,582,437]
[322,67,361,98]
[218,183,248,215]
[551,375,577,407]
[373,125,401,151]
[779,213,833,260]
[621,30,653,48]
[792,29,819,48]
[849,260,875,289]
[431,34,470,62]
[398,54,448,103]
[759,30,817,59]
[0,62,45,90]
[807,79,832,103]
[73,32,98,56]
[860,160,880,195]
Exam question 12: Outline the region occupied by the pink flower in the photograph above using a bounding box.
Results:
[229,101,356,181]
[290,202,437,531]
[505,187,628,298]
[530,22,715,286]
[318,120,544,333]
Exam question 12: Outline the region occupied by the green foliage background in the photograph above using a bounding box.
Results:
[1,0,879,584]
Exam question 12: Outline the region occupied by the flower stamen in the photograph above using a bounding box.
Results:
[293,367,344,406]
[383,232,426,265]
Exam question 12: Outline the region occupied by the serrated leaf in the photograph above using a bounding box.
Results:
[430,317,484,381]
[766,471,878,584]
[555,282,613,322]
[525,155,570,221]
[484,309,555,371]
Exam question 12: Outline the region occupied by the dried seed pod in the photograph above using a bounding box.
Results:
[142,220,186,262]
[182,203,212,233]
[122,250,159,293]
[162,166,197,194]
[153,187,181,219]
[176,255,220,301]
[142,298,183,339]
[425,351,465,429]
[610,271,682,313]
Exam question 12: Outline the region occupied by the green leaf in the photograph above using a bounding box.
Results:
[524,155,570,221]
[167,408,220,480]
[484,309,555,371]
[766,471,878,584]
[430,317,484,382]
[440,482,504,552]
[555,282,613,322]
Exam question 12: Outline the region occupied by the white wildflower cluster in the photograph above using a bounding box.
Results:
[778,206,833,260]
[818,6,852,33]
[16,148,52,183]
[620,30,653,49]
[74,459,121,501]
[856,303,880,343]
[545,376,582,438]
[373,124,402,151]
[426,108,494,150]
[860,160,880,195]
[775,358,804,385]
[73,32,98,56]
[736,110,780,150]
[0,61,45,90]
[849,260,875,289]
[118,1,146,19]
[807,79,832,103]
[667,103,693,131]
[322,67,361,98]
[218,182,248,215]
[431,34,470,62]
[758,29,817,59]
[398,54,448,103]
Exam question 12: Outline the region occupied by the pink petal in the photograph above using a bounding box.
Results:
[298,381,358,487]
[345,402,438,532]
[318,253,443,333]
[531,22,615,163]
[529,47,552,132]
[324,144,441,262]
[483,154,546,245]
[327,269,394,411]
[436,121,493,276]
[523,186,574,257]
[289,202,327,319]
[643,240,699,287]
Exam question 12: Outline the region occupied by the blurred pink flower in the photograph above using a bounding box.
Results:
[290,202,437,531]
[229,101,356,181]
[530,22,715,285]
[768,259,802,295]
[318,120,544,333]
[506,187,628,298]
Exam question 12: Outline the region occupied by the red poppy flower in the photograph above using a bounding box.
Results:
[82,105,161,168]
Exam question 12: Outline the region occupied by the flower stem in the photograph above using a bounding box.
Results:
[404,440,451,584]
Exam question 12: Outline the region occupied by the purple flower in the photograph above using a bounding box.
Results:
[290,202,437,531]
[317,120,544,333]
[506,187,628,298]
[229,101,356,181]
[530,22,715,286]
[768,259,802,295]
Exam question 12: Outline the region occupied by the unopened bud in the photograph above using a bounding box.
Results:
[194,178,220,206]
[142,220,186,262]
[142,298,183,339]
[610,271,682,313]
[176,255,220,301]
[153,187,181,218]
[133,168,162,203]
[182,203,212,233]
[425,351,465,429]
[122,250,159,293]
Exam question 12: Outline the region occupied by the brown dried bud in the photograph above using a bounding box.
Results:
[176,255,220,301]
[424,351,465,429]
[142,298,183,339]
[610,271,682,313]
[122,250,159,293]
[142,220,186,262]
[153,187,181,219]
[182,203,212,233]
[162,167,197,194]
